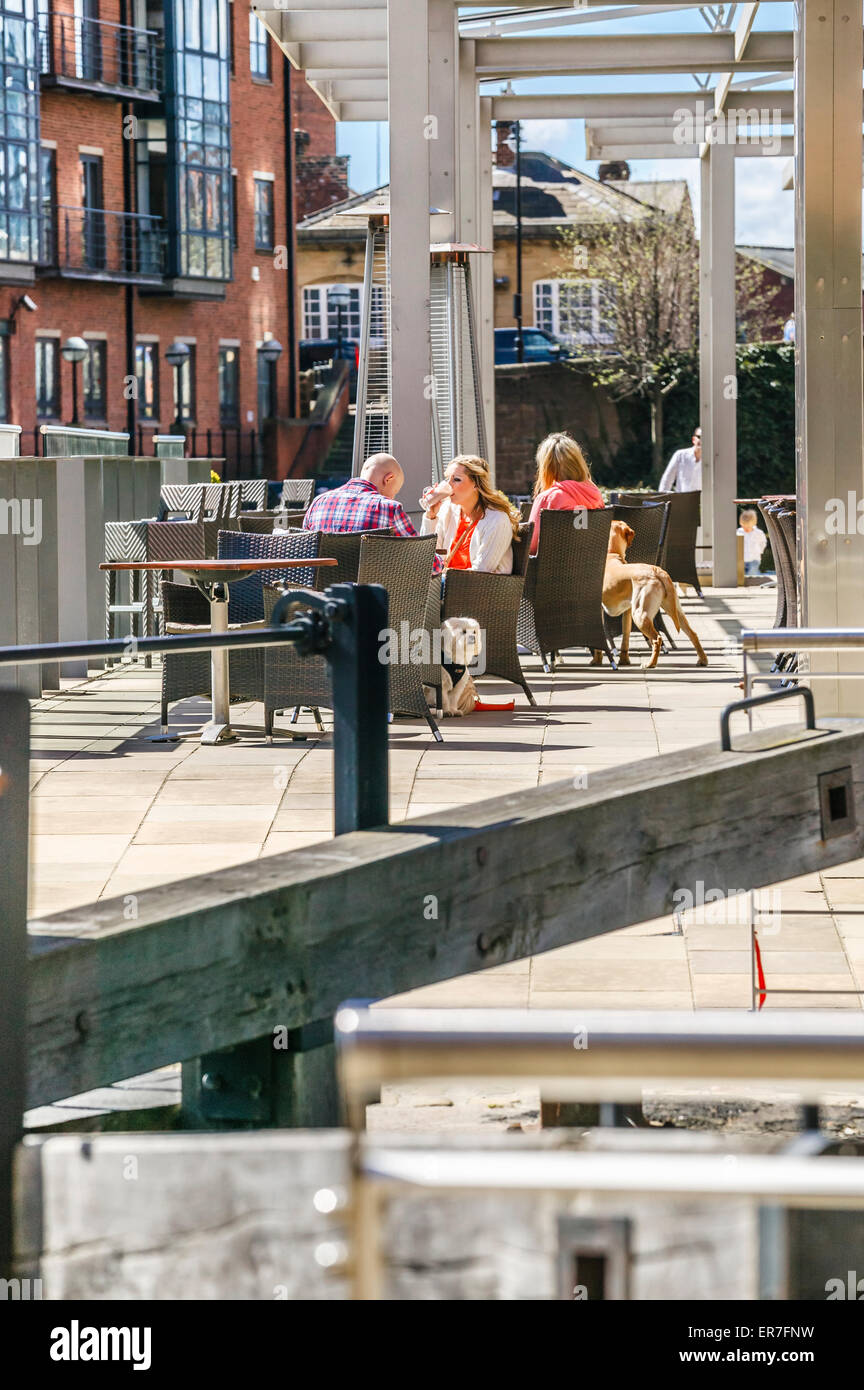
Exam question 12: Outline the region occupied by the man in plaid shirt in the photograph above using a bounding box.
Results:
[303,454,442,571]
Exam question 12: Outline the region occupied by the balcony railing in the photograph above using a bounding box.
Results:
[39,11,163,99]
[43,206,167,283]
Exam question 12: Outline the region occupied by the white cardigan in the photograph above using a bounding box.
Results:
[421,498,514,574]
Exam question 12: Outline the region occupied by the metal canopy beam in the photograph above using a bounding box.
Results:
[475,32,795,76]
[585,138,794,158]
[491,90,794,121]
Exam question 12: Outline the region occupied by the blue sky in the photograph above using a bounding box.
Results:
[336,3,796,247]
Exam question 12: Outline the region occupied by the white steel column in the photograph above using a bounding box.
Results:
[795,0,864,714]
[700,142,737,587]
[476,96,496,478]
[388,0,432,509]
[428,0,459,240]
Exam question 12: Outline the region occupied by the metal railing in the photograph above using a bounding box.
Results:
[740,628,864,699]
[49,206,167,280]
[135,426,263,479]
[39,10,163,96]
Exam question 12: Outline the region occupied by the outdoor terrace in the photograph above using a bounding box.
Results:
[28,584,864,1021]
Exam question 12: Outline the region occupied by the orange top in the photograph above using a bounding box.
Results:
[445,513,480,570]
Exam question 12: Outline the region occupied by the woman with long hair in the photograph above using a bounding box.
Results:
[528,431,604,553]
[421,454,520,573]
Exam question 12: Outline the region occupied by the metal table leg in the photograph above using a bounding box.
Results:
[200,582,236,745]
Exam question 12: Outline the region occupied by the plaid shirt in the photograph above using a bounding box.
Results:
[303,478,442,571]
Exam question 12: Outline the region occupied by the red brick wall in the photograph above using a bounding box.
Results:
[1,2,338,449]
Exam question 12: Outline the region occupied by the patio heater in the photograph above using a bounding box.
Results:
[61,336,87,428]
[428,244,489,481]
[352,212,392,474]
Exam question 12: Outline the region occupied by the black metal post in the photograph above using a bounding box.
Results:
[70,359,81,427]
[326,582,389,834]
[336,303,344,365]
[514,120,524,364]
[0,692,31,1278]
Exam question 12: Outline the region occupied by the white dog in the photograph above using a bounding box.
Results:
[428,617,483,716]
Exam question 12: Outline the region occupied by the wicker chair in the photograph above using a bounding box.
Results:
[615,490,702,592]
[239,479,269,511]
[442,522,536,704]
[279,478,315,512]
[517,508,614,670]
[604,501,674,654]
[758,502,789,630]
[159,528,320,730]
[263,532,442,741]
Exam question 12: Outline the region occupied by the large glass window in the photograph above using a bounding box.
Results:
[173,342,196,422]
[302,284,362,341]
[0,0,42,264]
[168,0,232,281]
[135,342,159,421]
[0,333,9,422]
[249,11,270,79]
[218,345,239,426]
[257,348,276,423]
[253,177,273,250]
[35,337,59,418]
[38,145,55,263]
[83,340,106,419]
[533,279,614,346]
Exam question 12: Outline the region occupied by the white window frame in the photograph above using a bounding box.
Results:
[302,283,377,342]
[533,278,614,347]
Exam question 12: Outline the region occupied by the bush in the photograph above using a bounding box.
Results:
[662,342,795,497]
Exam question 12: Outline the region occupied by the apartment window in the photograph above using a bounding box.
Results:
[302,284,362,341]
[249,11,271,79]
[218,345,239,426]
[173,342,196,423]
[534,279,614,346]
[39,147,56,265]
[35,338,60,418]
[80,153,106,271]
[231,172,238,248]
[0,0,42,264]
[135,342,159,422]
[0,332,8,422]
[172,0,232,281]
[253,178,274,251]
[83,340,106,419]
[257,347,276,422]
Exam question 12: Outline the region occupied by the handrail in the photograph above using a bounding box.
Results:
[742,628,864,652]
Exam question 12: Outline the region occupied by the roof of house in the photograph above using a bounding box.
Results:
[297,154,693,240]
[736,245,794,279]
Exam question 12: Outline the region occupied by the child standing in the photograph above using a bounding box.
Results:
[737,508,768,577]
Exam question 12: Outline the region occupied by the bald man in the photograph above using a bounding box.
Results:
[303,455,440,570]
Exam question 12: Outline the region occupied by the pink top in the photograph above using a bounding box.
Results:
[528,478,605,553]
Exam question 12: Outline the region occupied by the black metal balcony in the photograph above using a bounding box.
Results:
[40,206,168,284]
[39,11,163,101]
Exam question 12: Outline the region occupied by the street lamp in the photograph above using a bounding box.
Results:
[61,336,87,427]
[259,338,283,367]
[165,339,190,433]
[507,122,524,364]
[328,286,352,362]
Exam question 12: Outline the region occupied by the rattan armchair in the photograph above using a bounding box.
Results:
[616,489,702,592]
[159,528,320,731]
[517,508,614,670]
[441,522,536,704]
[263,532,442,741]
[278,478,315,512]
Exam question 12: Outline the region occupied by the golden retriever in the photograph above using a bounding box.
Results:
[592,520,709,670]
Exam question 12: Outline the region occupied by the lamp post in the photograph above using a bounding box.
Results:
[165,339,190,434]
[61,336,87,427]
[510,122,524,364]
[328,286,352,363]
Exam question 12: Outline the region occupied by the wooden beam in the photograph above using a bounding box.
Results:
[26,722,864,1109]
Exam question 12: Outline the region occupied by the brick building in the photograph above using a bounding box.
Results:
[0,0,344,471]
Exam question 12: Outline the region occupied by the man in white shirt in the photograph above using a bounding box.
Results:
[659,427,702,492]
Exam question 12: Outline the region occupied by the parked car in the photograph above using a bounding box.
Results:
[494,327,574,365]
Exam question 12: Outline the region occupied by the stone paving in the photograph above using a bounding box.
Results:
[26,584,864,1019]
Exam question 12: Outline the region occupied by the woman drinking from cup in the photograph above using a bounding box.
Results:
[421,455,520,573]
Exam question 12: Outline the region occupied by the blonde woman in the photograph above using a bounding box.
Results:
[421,455,520,574]
[528,432,604,553]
